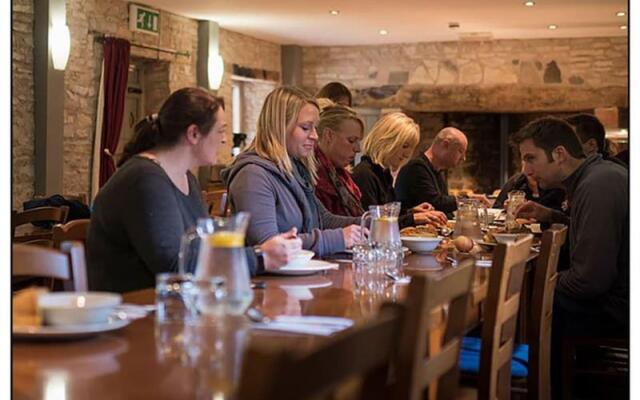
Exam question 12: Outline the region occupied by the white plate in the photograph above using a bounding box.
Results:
[13,318,131,340]
[272,260,340,276]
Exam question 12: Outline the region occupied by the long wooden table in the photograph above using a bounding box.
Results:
[12,250,536,399]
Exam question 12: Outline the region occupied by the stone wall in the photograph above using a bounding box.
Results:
[11,0,281,206]
[303,37,628,112]
[12,0,35,209]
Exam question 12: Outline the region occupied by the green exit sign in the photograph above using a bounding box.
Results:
[129,4,160,35]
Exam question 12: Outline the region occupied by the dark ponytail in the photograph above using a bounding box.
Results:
[118,87,225,167]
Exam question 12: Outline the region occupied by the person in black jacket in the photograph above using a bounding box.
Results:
[512,116,628,397]
[565,113,627,168]
[395,127,490,218]
[352,112,447,228]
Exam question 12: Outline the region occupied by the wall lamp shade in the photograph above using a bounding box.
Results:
[50,23,71,70]
[207,53,224,90]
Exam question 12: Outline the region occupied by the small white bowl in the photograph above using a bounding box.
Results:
[284,250,315,268]
[400,236,443,253]
[492,233,521,244]
[38,292,122,326]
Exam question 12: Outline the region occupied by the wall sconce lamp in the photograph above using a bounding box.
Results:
[50,22,71,70]
[207,53,224,90]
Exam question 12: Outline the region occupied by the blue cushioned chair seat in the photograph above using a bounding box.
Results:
[459,336,529,378]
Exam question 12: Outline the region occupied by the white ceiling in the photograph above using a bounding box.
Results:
[140,0,629,46]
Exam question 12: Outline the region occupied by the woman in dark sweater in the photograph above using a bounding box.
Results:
[87,87,300,293]
[352,112,447,228]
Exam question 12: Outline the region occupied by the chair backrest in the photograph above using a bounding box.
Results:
[52,219,91,248]
[12,241,88,291]
[478,234,533,400]
[12,206,70,237]
[237,302,405,400]
[527,225,568,400]
[201,190,228,217]
[395,257,477,400]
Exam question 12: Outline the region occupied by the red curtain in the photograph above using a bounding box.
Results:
[99,38,131,187]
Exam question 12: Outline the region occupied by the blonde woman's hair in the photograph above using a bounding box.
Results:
[250,86,320,183]
[317,99,365,143]
[361,112,420,169]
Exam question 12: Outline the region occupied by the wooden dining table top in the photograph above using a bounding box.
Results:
[12,249,537,400]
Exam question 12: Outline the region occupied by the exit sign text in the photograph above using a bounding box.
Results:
[129,4,159,35]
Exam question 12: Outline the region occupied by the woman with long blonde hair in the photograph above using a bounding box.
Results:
[314,100,365,217]
[352,112,447,227]
[222,86,363,256]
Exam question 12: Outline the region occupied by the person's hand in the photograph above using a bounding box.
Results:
[468,193,493,208]
[261,228,303,271]
[515,201,552,223]
[414,210,448,226]
[342,225,368,249]
[412,202,434,213]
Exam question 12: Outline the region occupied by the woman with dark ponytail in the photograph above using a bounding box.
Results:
[87,87,301,293]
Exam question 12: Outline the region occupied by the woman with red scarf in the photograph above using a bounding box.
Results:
[314,102,366,217]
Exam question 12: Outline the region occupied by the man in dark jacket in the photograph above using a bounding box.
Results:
[395,127,490,217]
[512,116,628,397]
[565,113,627,168]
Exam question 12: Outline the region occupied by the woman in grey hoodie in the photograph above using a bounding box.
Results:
[222,86,364,257]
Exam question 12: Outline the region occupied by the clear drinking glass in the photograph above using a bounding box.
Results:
[156,272,195,322]
[506,190,526,231]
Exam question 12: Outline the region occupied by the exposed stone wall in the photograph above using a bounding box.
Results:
[12,0,35,209]
[63,0,199,197]
[303,37,628,112]
[11,0,281,204]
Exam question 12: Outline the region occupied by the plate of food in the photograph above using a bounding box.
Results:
[400,225,443,253]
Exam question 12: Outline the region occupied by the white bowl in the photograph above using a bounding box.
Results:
[400,236,443,253]
[492,233,521,244]
[38,292,122,326]
[283,250,315,268]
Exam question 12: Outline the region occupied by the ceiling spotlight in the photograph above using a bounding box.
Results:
[548,24,558,30]
[524,1,535,6]
[616,11,626,17]
[329,10,340,16]
[379,29,388,35]
[620,25,627,30]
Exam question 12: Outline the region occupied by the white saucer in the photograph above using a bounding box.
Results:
[13,318,131,340]
[272,260,339,276]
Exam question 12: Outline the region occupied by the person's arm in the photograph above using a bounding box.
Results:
[316,195,360,229]
[229,165,343,256]
[556,178,627,299]
[122,173,190,274]
[395,163,457,213]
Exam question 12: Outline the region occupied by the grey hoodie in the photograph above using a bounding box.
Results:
[221,151,360,256]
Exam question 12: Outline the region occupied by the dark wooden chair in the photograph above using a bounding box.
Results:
[12,206,70,242]
[459,234,534,400]
[52,219,91,248]
[12,241,88,292]
[201,189,228,217]
[394,257,476,400]
[237,302,405,400]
